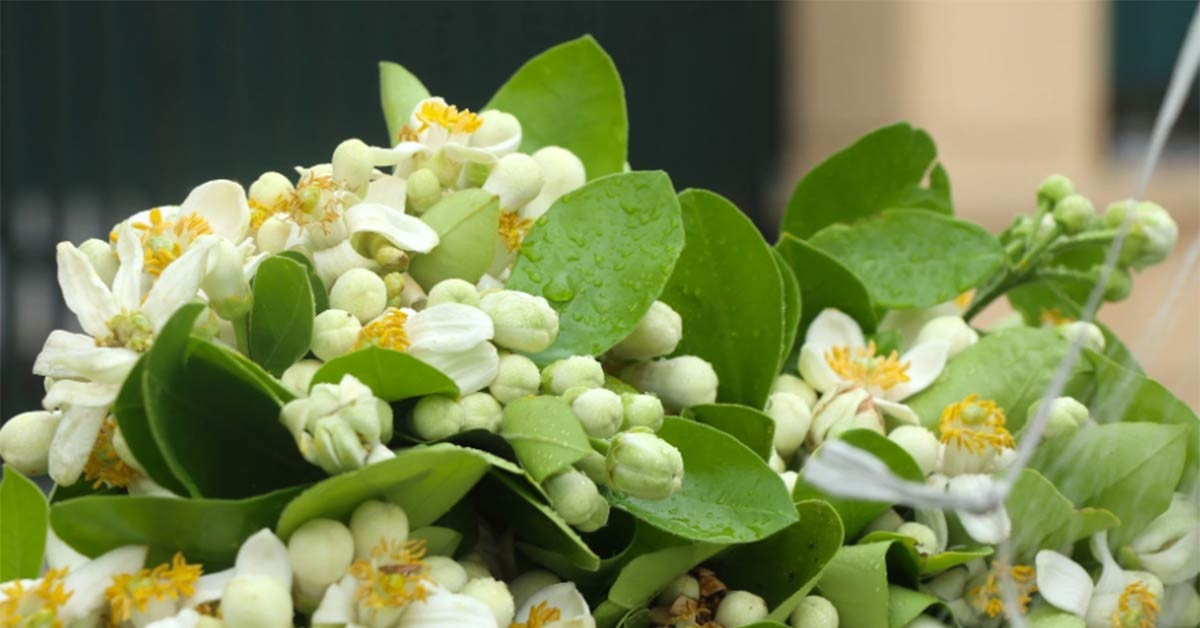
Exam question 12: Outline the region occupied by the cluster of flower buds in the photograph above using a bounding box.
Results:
[648,566,838,628]
[280,374,394,475]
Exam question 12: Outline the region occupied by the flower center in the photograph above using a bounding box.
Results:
[415,101,482,135]
[939,394,1015,455]
[83,416,140,489]
[499,211,533,253]
[350,539,431,613]
[954,290,975,311]
[357,308,410,352]
[968,563,1036,618]
[1112,580,1159,628]
[510,602,563,628]
[285,171,345,230]
[825,341,910,391]
[130,208,213,276]
[1041,308,1075,326]
[105,553,202,624]
[1,568,72,628]
[99,311,154,353]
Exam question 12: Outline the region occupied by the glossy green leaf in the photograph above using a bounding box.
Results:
[817,542,894,628]
[189,339,295,404]
[484,35,627,178]
[792,430,924,539]
[475,471,600,571]
[507,171,684,363]
[1030,422,1185,547]
[408,189,501,288]
[310,346,458,400]
[249,254,315,376]
[774,249,802,372]
[776,234,877,334]
[606,531,724,609]
[1,466,48,580]
[113,357,188,495]
[683,403,775,461]
[608,417,797,544]
[782,123,950,239]
[860,530,993,576]
[809,210,1005,309]
[517,510,637,588]
[379,61,431,147]
[887,586,954,628]
[659,189,782,409]
[50,488,300,569]
[1005,469,1119,561]
[500,396,592,483]
[276,250,329,313]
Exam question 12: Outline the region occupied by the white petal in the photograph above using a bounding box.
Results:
[406,304,494,353]
[312,240,379,287]
[43,380,120,410]
[112,222,146,313]
[60,545,149,621]
[47,404,109,485]
[393,586,497,628]
[234,529,292,591]
[144,609,202,628]
[1089,531,1125,595]
[443,143,500,165]
[57,242,118,339]
[797,345,842,393]
[311,579,355,625]
[44,529,91,571]
[180,179,251,242]
[804,308,866,353]
[34,332,138,384]
[366,443,395,464]
[875,398,920,425]
[409,341,499,395]
[142,237,217,332]
[948,475,1010,544]
[515,583,592,626]
[1036,550,1094,617]
[887,340,949,401]
[365,176,408,211]
[345,203,439,253]
[187,570,234,608]
[127,476,180,498]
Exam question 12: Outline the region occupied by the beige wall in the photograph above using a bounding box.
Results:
[779,1,1199,407]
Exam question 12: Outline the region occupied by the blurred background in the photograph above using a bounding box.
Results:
[2,1,1197,419]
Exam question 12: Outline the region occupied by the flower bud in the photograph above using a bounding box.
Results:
[864,509,905,534]
[311,417,367,475]
[288,518,354,601]
[256,217,292,254]
[765,392,813,458]
[203,240,253,319]
[332,138,372,197]
[483,154,544,213]
[772,374,817,409]
[489,353,541,404]
[522,147,587,220]
[406,169,442,216]
[427,279,480,307]
[789,595,838,628]
[470,111,522,156]
[656,574,700,605]
[0,410,60,475]
[606,428,684,500]
[281,359,323,398]
[221,574,293,628]
[1103,266,1133,302]
[1052,194,1095,234]
[79,238,118,286]
[716,590,769,627]
[570,388,624,438]
[461,577,515,628]
[542,356,604,395]
[426,556,469,593]
[459,392,503,433]
[768,449,787,473]
[607,301,683,360]
[311,309,362,361]
[330,268,388,323]
[459,557,492,580]
[620,393,664,432]
[897,522,939,556]
[349,500,409,560]
[915,316,978,359]
[619,356,718,412]
[412,396,465,441]
[1027,396,1089,440]
[808,385,884,448]
[573,450,607,485]
[479,290,559,353]
[779,470,799,493]
[1128,493,1200,584]
[1106,201,1178,269]
[1037,174,1075,205]
[1055,321,1105,353]
[250,171,296,212]
[543,468,604,526]
[509,571,560,610]
[281,375,392,474]
[888,425,939,476]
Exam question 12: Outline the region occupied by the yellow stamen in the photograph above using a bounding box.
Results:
[105,553,202,624]
[1,568,73,628]
[508,601,563,628]
[286,171,344,230]
[1041,308,1075,326]
[499,211,533,253]
[415,100,483,135]
[1113,580,1159,628]
[968,563,1036,618]
[954,290,975,311]
[939,394,1015,454]
[825,341,910,391]
[357,308,410,352]
[83,416,140,489]
[131,208,214,277]
[350,540,431,612]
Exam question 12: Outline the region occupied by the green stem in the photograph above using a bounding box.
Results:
[965,226,1064,321]
[232,313,251,355]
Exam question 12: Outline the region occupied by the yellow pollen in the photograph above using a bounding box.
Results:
[415,100,483,135]
[286,171,344,229]
[248,199,272,231]
[1,568,73,628]
[939,394,1015,454]
[954,290,975,311]
[1113,580,1159,628]
[509,601,563,628]
[1041,308,1076,326]
[131,208,214,277]
[499,211,533,253]
[968,563,1036,618]
[350,540,431,612]
[825,341,910,391]
[83,416,140,489]
[357,308,410,352]
[105,553,202,624]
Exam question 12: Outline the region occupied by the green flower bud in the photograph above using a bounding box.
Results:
[427,278,481,307]
[509,571,560,610]
[570,388,624,438]
[1028,396,1089,440]
[483,154,544,213]
[1052,194,1095,234]
[311,309,362,361]
[311,417,367,475]
[1055,321,1105,353]
[288,518,354,601]
[864,509,905,534]
[371,243,409,271]
[576,495,611,533]
[79,238,118,286]
[606,428,684,500]
[459,392,503,433]
[349,500,409,560]
[765,392,813,458]
[1037,174,1075,204]
[897,522,939,555]
[915,316,978,359]
[1101,266,1133,302]
[655,574,700,605]
[221,574,293,628]
[330,268,387,323]
[332,138,372,197]
[489,353,541,404]
[281,375,392,474]
[412,396,465,440]
[619,356,718,412]
[202,240,253,320]
[426,556,468,593]
[789,595,839,628]
[887,425,939,476]
[479,290,559,353]
[523,147,587,220]
[771,374,817,409]
[1106,200,1179,268]
[419,150,463,188]
[541,356,604,395]
[543,468,603,526]
[461,577,515,628]
[0,410,60,475]
[281,359,323,398]
[406,169,442,216]
[607,301,682,360]
[255,217,292,254]
[573,450,608,485]
[620,393,664,432]
[808,385,884,448]
[716,590,769,627]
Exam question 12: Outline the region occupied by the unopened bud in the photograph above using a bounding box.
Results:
[427,278,481,307]
[541,356,604,395]
[543,468,604,526]
[570,388,623,439]
[573,450,607,485]
[789,595,839,628]
[1053,194,1095,234]
[311,309,362,361]
[619,356,718,413]
[281,359,323,398]
[1056,321,1105,353]
[406,169,442,216]
[915,317,978,359]
[606,428,684,500]
[460,392,503,433]
[897,522,939,555]
[426,556,469,593]
[888,425,940,476]
[332,139,372,197]
[772,374,817,409]
[523,147,587,220]
[490,353,541,404]
[412,396,465,441]
[221,575,293,628]
[288,518,354,601]
[808,385,883,448]
[1037,174,1075,205]
[1028,397,1089,440]
[620,393,664,432]
[330,268,387,323]
[1106,201,1178,269]
[0,410,60,476]
[864,509,905,534]
[765,392,813,458]
[349,500,409,560]
[470,111,522,156]
[202,240,252,320]
[607,301,682,360]
[483,154,544,213]
[656,574,700,606]
[281,375,391,474]
[256,217,291,254]
[479,290,559,353]
[249,172,296,213]
[79,239,118,286]
[716,590,769,628]
[1103,267,1132,302]
[461,578,515,628]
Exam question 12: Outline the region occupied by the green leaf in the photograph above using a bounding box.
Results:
[782,123,950,239]
[776,234,877,334]
[310,346,458,400]
[1030,422,1185,547]
[50,488,300,569]
[379,61,431,147]
[113,357,189,495]
[507,171,684,364]
[276,250,329,313]
[808,210,1005,309]
[1005,469,1119,561]
[605,530,724,609]
[817,542,894,628]
[659,189,782,409]
[484,35,627,178]
[774,249,802,372]
[887,586,953,628]
[607,417,797,544]
[791,429,924,539]
[408,189,501,288]
[249,254,315,376]
[500,396,592,483]
[859,530,993,577]
[906,327,1091,431]
[1,466,48,580]
[276,443,509,539]
[683,403,775,461]
[475,471,601,571]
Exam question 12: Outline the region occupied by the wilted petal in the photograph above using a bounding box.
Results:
[234,529,292,590]
[406,304,494,353]
[345,202,439,254]
[47,403,108,485]
[1035,550,1094,617]
[60,545,148,621]
[180,179,251,242]
[887,340,949,401]
[142,236,217,332]
[57,242,118,339]
[409,341,498,395]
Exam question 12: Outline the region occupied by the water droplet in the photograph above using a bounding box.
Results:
[544,274,575,303]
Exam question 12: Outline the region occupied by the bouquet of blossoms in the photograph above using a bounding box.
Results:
[1,37,1196,628]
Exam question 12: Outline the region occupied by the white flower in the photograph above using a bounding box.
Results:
[356,304,498,394]
[280,374,394,475]
[877,292,972,348]
[1127,493,1200,585]
[511,582,595,628]
[374,97,520,177]
[798,309,947,425]
[934,395,1016,477]
[123,180,250,275]
[0,545,147,627]
[1037,532,1165,628]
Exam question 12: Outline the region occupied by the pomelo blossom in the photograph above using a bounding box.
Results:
[0,546,147,628]
[1037,532,1165,628]
[356,304,498,394]
[510,582,595,628]
[372,97,521,177]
